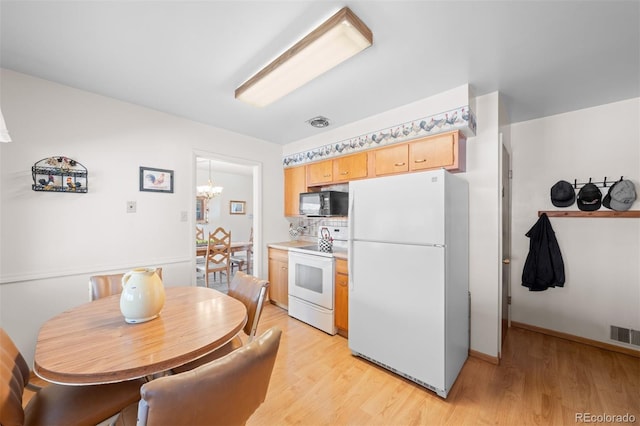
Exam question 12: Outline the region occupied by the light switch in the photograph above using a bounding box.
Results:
[180,211,188,222]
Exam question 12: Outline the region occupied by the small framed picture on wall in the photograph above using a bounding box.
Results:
[230,200,246,215]
[139,166,174,193]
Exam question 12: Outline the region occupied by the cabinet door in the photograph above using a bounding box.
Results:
[268,248,289,309]
[374,144,408,176]
[334,259,349,332]
[333,153,367,182]
[409,132,455,171]
[284,166,306,216]
[307,160,333,186]
[335,273,349,331]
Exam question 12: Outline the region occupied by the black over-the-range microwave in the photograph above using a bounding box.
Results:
[299,191,348,216]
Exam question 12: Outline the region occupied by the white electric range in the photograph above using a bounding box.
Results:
[287,226,348,335]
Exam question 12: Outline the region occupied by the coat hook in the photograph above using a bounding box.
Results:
[574,179,578,188]
[604,177,607,187]
[588,177,592,183]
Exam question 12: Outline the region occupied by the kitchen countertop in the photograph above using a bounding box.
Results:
[268,240,348,261]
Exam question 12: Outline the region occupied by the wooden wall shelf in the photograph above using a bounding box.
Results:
[538,210,640,218]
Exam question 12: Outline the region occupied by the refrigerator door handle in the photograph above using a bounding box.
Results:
[348,190,355,290]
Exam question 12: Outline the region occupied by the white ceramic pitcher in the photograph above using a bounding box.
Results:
[120,267,165,324]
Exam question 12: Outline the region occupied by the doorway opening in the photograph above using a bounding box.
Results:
[193,151,262,287]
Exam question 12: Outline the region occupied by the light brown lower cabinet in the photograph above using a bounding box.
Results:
[268,248,289,309]
[335,258,349,336]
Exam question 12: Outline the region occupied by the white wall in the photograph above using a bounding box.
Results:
[465,92,501,357]
[284,85,503,359]
[0,69,290,365]
[510,98,640,349]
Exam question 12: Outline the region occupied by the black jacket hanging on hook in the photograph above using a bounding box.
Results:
[522,213,565,291]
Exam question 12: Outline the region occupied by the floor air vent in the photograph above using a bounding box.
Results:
[610,325,640,346]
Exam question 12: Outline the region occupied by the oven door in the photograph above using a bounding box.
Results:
[288,251,334,310]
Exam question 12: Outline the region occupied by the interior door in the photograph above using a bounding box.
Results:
[501,144,512,351]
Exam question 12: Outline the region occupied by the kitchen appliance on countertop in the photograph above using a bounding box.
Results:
[288,226,348,335]
[299,191,348,217]
[348,169,469,398]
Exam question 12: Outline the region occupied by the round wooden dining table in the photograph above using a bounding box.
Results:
[34,286,247,385]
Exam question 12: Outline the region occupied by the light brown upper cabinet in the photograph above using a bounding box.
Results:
[333,152,368,183]
[307,160,333,186]
[306,160,333,186]
[373,130,465,176]
[373,144,409,176]
[284,165,306,216]
[285,131,466,214]
[409,132,456,171]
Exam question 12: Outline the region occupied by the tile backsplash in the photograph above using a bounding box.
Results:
[288,217,348,240]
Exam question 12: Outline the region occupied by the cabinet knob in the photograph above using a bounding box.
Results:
[503,258,510,265]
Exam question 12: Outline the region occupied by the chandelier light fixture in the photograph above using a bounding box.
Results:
[235,7,373,107]
[197,160,223,199]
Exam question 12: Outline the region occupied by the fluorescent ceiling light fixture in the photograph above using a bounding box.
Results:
[235,7,373,107]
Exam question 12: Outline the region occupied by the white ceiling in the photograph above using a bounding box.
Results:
[1,1,638,146]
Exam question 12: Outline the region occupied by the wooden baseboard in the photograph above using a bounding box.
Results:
[269,300,288,310]
[511,321,640,359]
[469,349,499,365]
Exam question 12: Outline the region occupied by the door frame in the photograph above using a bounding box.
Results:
[499,135,512,358]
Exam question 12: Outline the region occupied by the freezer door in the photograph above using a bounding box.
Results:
[349,170,445,245]
[349,240,445,390]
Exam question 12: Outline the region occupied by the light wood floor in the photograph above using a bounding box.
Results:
[24,302,639,425]
[249,303,639,426]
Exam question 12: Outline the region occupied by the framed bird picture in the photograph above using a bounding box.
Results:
[140,166,174,193]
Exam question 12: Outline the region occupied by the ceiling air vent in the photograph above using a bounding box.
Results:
[307,116,331,128]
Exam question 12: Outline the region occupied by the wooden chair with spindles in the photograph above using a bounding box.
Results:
[195,226,206,268]
[195,226,204,242]
[196,227,231,290]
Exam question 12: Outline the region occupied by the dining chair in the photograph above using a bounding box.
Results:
[172,271,270,374]
[195,226,204,242]
[231,227,253,274]
[0,328,146,426]
[196,227,231,290]
[195,226,206,263]
[89,267,163,301]
[115,327,282,426]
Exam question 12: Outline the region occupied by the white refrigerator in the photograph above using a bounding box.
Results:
[348,169,469,398]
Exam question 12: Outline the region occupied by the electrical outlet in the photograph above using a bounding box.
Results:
[127,201,136,213]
